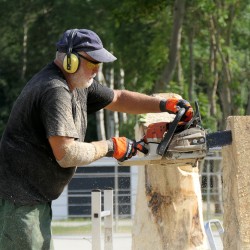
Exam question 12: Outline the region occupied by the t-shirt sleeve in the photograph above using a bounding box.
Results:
[40,86,79,139]
[87,80,114,114]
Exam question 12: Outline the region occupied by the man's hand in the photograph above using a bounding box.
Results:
[108,137,137,162]
[160,98,194,122]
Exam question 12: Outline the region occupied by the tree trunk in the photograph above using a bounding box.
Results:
[21,21,28,81]
[105,67,119,137]
[96,66,107,140]
[176,49,184,94]
[187,27,195,102]
[132,93,208,250]
[96,110,106,140]
[213,2,236,128]
[118,68,127,124]
[212,159,223,214]
[156,0,186,92]
[208,15,219,117]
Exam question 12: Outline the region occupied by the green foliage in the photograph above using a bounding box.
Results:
[0,0,249,138]
[119,115,137,139]
[196,93,218,132]
[110,0,171,93]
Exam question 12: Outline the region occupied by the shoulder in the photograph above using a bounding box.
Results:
[27,63,70,96]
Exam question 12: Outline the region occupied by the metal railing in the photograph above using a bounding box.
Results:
[199,151,223,221]
[52,158,133,221]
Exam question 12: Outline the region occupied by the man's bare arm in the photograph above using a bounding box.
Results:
[105,90,162,114]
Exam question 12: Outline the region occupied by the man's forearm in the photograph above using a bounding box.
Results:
[57,140,110,168]
[105,89,162,114]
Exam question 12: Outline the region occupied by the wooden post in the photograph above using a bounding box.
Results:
[92,190,102,250]
[222,116,250,250]
[104,189,113,250]
[132,94,208,250]
[91,189,114,250]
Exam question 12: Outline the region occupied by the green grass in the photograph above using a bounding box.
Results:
[52,218,91,235]
[52,225,91,235]
[51,218,132,235]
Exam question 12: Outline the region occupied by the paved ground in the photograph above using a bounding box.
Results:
[53,234,132,250]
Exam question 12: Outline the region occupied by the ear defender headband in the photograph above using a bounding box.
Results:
[63,29,79,73]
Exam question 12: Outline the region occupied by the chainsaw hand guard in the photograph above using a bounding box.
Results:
[167,127,206,153]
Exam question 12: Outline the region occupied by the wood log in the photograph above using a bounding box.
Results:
[132,93,208,250]
[223,116,250,249]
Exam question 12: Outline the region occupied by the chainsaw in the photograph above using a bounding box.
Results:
[118,101,232,167]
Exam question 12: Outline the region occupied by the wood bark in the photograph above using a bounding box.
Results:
[222,116,250,250]
[132,93,208,250]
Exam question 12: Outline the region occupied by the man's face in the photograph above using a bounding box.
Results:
[72,52,101,89]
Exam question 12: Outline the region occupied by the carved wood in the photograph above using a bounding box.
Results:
[223,116,250,249]
[132,93,207,250]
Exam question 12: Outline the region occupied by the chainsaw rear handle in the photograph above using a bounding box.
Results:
[157,107,186,156]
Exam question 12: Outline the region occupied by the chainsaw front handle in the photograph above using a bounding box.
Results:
[135,140,149,155]
[157,107,186,156]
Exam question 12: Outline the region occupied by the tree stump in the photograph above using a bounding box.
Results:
[132,93,208,250]
[223,116,250,250]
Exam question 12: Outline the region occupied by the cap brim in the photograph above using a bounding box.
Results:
[86,48,117,63]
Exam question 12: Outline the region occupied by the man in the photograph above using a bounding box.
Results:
[0,28,193,249]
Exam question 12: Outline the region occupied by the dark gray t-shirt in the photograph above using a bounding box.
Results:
[0,62,114,205]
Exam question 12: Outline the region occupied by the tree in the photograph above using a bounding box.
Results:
[156,0,187,92]
[0,0,249,137]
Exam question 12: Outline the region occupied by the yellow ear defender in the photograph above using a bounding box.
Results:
[63,29,79,73]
